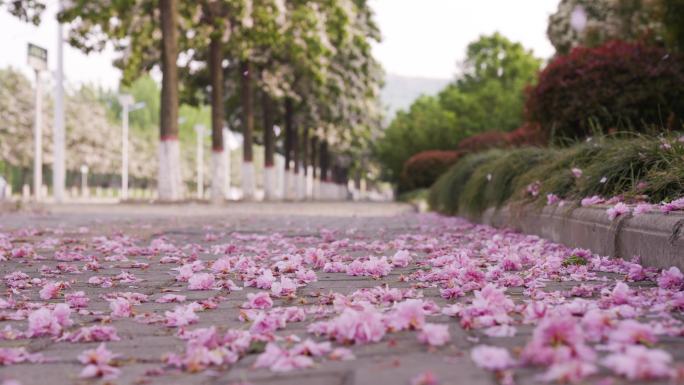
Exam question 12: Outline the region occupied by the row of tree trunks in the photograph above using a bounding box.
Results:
[156,0,347,202]
[156,1,353,202]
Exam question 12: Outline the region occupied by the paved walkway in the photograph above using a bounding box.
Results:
[0,203,682,384]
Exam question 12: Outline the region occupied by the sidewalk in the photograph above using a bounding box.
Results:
[0,204,682,384]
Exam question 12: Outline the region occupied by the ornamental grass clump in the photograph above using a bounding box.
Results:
[584,136,684,203]
[512,142,605,204]
[428,151,501,214]
[458,148,550,216]
[429,134,684,214]
[642,141,684,203]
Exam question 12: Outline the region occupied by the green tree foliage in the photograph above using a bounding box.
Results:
[439,80,525,134]
[661,0,684,52]
[458,32,541,90]
[376,33,541,184]
[101,75,162,140]
[376,96,459,182]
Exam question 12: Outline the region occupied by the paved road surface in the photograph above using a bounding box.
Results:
[0,203,681,384]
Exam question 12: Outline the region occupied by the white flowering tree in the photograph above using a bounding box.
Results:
[312,0,383,190]
[548,0,667,55]
[0,68,156,191]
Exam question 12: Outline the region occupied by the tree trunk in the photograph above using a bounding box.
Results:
[292,120,300,200]
[262,91,275,200]
[319,140,328,199]
[299,126,308,199]
[311,136,318,179]
[283,98,294,199]
[288,100,299,200]
[292,119,299,175]
[319,140,328,182]
[353,168,361,201]
[342,167,349,200]
[158,0,182,201]
[310,136,318,199]
[209,34,226,203]
[301,127,309,175]
[284,99,293,170]
[331,163,338,200]
[240,60,255,199]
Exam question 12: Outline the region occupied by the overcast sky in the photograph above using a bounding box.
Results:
[0,0,560,89]
[369,0,559,79]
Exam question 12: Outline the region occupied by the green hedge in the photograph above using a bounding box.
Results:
[429,135,684,216]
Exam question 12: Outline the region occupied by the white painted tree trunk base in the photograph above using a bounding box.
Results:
[158,139,183,201]
[313,178,321,200]
[210,150,226,204]
[320,181,327,200]
[241,161,255,201]
[263,166,276,201]
[275,155,285,200]
[283,170,290,200]
[328,182,337,201]
[340,184,348,200]
[224,149,232,200]
[360,178,367,200]
[295,172,306,201]
[306,166,314,199]
[292,172,301,201]
[320,181,329,200]
[285,171,296,200]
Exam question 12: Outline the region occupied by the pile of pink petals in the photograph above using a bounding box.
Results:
[1,212,684,385]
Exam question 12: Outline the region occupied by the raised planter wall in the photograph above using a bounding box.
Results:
[475,205,684,269]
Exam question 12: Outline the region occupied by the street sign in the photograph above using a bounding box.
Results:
[27,43,48,71]
[118,94,134,107]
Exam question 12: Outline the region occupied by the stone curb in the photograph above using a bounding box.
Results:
[475,205,684,269]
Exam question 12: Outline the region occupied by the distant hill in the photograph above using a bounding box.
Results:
[381,73,451,124]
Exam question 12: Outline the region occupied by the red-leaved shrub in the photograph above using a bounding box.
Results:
[505,122,548,147]
[456,123,548,153]
[400,150,463,192]
[526,40,684,141]
[457,131,509,152]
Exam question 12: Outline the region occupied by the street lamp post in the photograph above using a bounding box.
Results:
[195,124,205,199]
[118,94,134,201]
[80,164,89,198]
[117,95,144,201]
[53,0,66,203]
[27,43,47,201]
[33,68,43,201]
